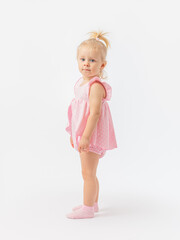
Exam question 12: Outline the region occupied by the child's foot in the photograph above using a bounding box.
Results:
[66,205,94,219]
[72,202,99,212]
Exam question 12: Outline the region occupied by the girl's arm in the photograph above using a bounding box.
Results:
[82,83,104,140]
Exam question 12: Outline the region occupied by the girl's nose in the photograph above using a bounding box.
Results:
[84,61,89,66]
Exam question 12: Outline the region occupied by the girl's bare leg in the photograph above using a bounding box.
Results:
[80,151,100,206]
[95,177,99,203]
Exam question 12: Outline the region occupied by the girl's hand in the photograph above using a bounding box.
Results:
[70,136,74,148]
[78,136,90,153]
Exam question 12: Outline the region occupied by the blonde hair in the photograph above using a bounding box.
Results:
[77,30,111,79]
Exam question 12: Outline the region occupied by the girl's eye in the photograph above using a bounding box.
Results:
[80,58,95,62]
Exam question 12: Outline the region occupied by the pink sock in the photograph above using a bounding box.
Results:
[66,205,94,219]
[72,202,99,212]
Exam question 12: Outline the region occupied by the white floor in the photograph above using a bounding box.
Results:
[0,186,179,240]
[1,146,180,240]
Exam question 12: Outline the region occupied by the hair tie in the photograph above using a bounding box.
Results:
[96,37,100,41]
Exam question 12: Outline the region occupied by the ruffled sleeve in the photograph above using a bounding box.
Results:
[101,81,112,101]
[65,100,73,135]
[88,77,112,101]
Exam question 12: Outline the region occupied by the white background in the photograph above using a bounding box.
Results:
[0,0,180,239]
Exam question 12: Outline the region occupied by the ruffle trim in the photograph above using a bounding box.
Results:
[88,77,112,101]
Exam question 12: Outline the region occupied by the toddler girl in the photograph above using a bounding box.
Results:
[65,30,117,219]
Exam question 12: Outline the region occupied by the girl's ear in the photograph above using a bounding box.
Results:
[101,61,107,69]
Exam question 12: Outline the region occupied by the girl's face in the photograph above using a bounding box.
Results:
[77,46,106,81]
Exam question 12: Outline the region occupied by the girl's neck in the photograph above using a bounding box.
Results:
[82,75,100,81]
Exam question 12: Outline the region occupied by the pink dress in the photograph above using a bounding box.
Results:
[65,76,117,158]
